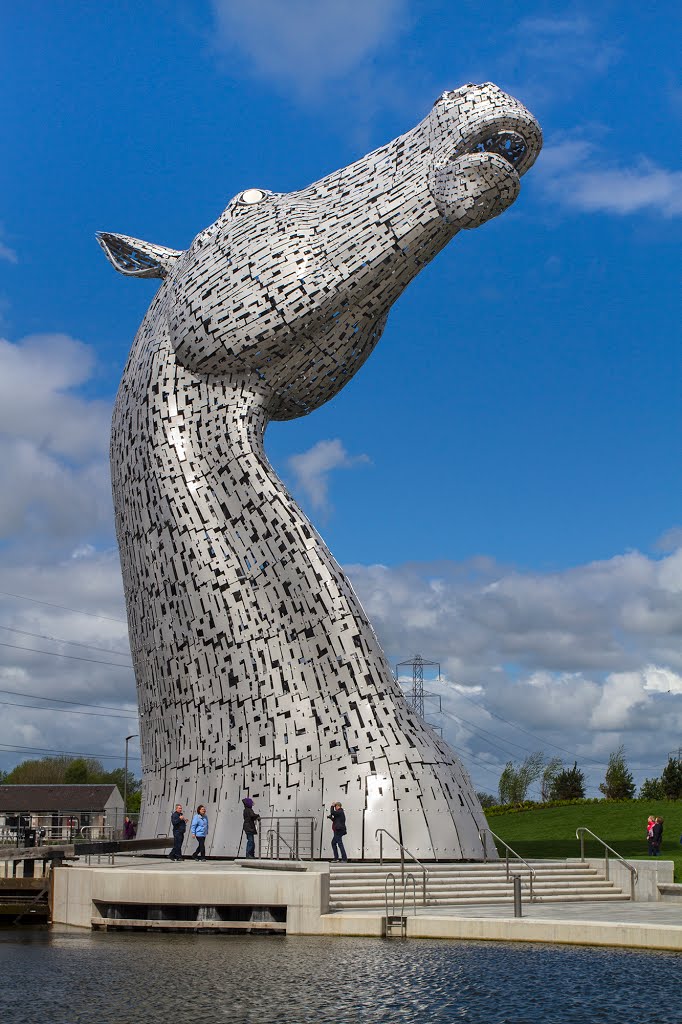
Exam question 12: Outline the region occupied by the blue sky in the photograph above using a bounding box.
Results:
[0,1,680,798]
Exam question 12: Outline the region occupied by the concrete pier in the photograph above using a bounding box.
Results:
[50,856,682,951]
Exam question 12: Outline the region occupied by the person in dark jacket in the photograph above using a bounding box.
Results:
[651,817,664,856]
[242,797,260,858]
[169,803,187,861]
[328,802,348,861]
[123,816,136,840]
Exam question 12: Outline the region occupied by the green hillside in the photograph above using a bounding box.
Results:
[486,799,682,881]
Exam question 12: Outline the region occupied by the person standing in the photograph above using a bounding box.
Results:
[242,797,260,858]
[123,815,136,840]
[190,805,209,860]
[646,815,656,855]
[328,802,348,861]
[169,803,187,861]
[651,816,664,856]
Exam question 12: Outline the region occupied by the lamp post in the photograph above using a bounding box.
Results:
[124,733,139,822]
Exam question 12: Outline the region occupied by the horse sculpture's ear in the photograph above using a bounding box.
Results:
[96,231,184,279]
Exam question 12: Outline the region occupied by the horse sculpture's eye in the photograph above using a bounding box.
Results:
[239,188,267,205]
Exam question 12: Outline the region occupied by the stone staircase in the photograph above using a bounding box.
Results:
[328,860,630,910]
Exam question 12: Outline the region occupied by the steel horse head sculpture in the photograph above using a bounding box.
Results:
[99,83,542,858]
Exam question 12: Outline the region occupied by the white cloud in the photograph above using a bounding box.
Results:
[0,334,113,547]
[0,224,17,264]
[656,526,682,552]
[287,438,370,513]
[0,550,138,772]
[539,143,682,218]
[515,15,622,77]
[0,241,17,264]
[347,547,682,795]
[210,0,407,91]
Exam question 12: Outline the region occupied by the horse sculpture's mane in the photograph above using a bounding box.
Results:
[101,83,542,857]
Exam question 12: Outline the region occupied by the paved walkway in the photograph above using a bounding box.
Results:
[409,900,682,925]
[327,899,682,950]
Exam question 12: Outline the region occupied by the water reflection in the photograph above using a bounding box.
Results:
[1,929,680,1024]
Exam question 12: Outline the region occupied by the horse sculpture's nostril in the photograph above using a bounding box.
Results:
[479,131,528,169]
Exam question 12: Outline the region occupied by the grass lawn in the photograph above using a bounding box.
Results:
[487,799,682,882]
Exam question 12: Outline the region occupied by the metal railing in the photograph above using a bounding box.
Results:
[263,829,304,865]
[80,825,115,841]
[375,828,428,906]
[479,827,536,902]
[384,870,418,928]
[257,817,316,860]
[576,827,638,901]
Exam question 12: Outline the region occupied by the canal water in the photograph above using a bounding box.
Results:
[1,929,680,1023]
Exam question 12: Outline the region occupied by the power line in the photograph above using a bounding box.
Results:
[0,639,134,670]
[441,706,661,783]
[441,705,545,761]
[0,624,132,660]
[0,589,127,624]
[0,741,140,761]
[0,698,137,720]
[443,685,663,775]
[451,685,612,767]
[0,686,136,714]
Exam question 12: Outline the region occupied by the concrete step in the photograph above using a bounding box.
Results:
[329,893,632,909]
[329,865,600,878]
[330,870,602,885]
[331,885,621,900]
[328,858,627,908]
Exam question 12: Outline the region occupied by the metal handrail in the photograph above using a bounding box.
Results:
[79,825,115,840]
[257,816,316,860]
[479,827,536,902]
[263,829,304,865]
[375,828,428,905]
[576,827,638,900]
[383,870,417,936]
[402,872,417,918]
[385,871,397,919]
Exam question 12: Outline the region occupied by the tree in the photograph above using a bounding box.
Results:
[3,755,141,803]
[5,755,75,784]
[639,776,664,801]
[660,757,682,800]
[549,762,586,801]
[599,745,635,800]
[476,791,497,809]
[540,757,563,801]
[640,757,682,801]
[498,752,545,805]
[64,758,90,784]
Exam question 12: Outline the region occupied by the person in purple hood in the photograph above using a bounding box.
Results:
[242,797,260,858]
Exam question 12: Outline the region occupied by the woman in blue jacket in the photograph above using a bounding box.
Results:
[190,804,209,860]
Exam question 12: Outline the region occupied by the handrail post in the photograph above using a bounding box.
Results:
[630,868,636,902]
[505,848,509,881]
[401,843,405,883]
[604,847,609,881]
[513,875,522,917]
[422,870,426,906]
[294,818,299,860]
[579,829,585,862]
[379,831,383,866]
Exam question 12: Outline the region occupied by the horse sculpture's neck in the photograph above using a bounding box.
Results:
[104,82,542,858]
